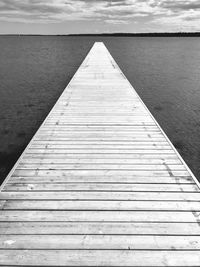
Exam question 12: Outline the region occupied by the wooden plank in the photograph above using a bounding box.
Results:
[34,136,167,141]
[0,210,199,222]
[7,176,194,184]
[29,144,172,149]
[0,250,200,266]
[1,191,200,201]
[25,149,177,154]
[3,183,198,192]
[33,137,168,141]
[44,123,156,126]
[12,169,190,177]
[1,200,200,211]
[38,126,160,130]
[22,153,179,159]
[20,158,182,165]
[31,142,169,147]
[1,222,199,235]
[35,132,165,136]
[1,235,200,250]
[15,164,186,171]
[32,139,167,143]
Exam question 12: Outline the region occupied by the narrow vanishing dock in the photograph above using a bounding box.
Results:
[0,42,200,266]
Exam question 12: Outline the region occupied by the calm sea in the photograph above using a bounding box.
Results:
[0,36,200,183]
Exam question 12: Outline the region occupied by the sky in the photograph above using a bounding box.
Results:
[0,0,200,34]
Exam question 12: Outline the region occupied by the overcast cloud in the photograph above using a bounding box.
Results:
[0,0,199,33]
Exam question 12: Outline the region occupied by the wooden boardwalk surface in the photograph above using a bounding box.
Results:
[0,42,200,266]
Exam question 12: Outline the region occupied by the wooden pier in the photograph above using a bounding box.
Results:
[0,42,200,266]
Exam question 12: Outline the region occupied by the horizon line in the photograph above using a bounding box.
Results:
[0,31,200,36]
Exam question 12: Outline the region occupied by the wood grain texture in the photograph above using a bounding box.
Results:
[0,42,200,266]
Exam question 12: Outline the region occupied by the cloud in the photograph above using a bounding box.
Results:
[105,19,129,24]
[158,0,200,11]
[149,0,200,30]
[0,0,199,31]
[0,0,146,23]
[0,0,83,22]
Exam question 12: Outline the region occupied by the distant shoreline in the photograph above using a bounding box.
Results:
[68,32,200,37]
[1,32,200,37]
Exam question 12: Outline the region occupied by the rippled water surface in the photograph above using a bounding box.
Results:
[0,36,200,183]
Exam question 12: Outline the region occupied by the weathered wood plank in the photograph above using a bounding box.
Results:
[26,149,174,154]
[0,210,199,222]
[7,175,194,184]
[22,153,179,159]
[1,200,200,211]
[1,191,200,201]
[0,250,200,266]
[0,222,199,235]
[20,158,182,165]
[1,235,200,250]
[3,183,198,192]
[15,164,186,171]
[30,144,171,149]
[12,169,190,177]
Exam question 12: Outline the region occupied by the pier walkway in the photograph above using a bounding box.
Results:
[0,42,200,266]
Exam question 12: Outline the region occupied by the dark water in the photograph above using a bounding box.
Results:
[0,36,200,183]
